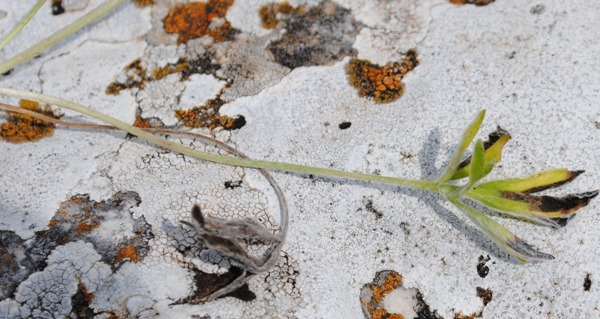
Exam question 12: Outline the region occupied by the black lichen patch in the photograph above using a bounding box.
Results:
[153,55,221,82]
[210,115,246,131]
[477,255,490,278]
[106,53,221,95]
[32,192,153,268]
[178,266,253,303]
[267,1,360,69]
[105,59,147,95]
[584,273,592,292]
[51,0,65,15]
[449,0,495,6]
[346,50,419,104]
[338,121,351,130]
[70,282,96,319]
[476,287,493,306]
[224,180,243,189]
[222,283,256,301]
[415,291,444,319]
[0,231,36,300]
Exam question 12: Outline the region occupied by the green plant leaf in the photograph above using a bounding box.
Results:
[475,169,584,193]
[467,187,599,221]
[448,197,554,263]
[468,139,486,185]
[451,127,511,181]
[439,110,486,183]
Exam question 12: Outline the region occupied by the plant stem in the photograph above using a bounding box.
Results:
[0,0,46,51]
[0,88,438,193]
[0,0,126,74]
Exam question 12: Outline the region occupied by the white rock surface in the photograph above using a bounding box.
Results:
[0,0,599,318]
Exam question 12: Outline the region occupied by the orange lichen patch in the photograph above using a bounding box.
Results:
[454,312,482,319]
[78,282,95,305]
[115,245,140,263]
[209,114,246,130]
[346,50,419,104]
[106,59,147,95]
[47,195,102,238]
[371,309,404,319]
[0,99,62,143]
[133,0,154,7]
[372,271,403,302]
[75,220,100,236]
[133,116,152,128]
[449,0,495,5]
[361,270,408,319]
[259,2,304,29]
[107,54,220,95]
[0,248,17,272]
[151,56,220,81]
[175,97,224,128]
[163,0,238,44]
[153,60,190,81]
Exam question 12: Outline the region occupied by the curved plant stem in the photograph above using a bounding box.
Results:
[0,0,126,74]
[0,88,438,192]
[0,0,46,51]
[0,102,289,245]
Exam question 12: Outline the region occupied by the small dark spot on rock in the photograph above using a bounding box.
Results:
[449,0,495,6]
[338,122,351,130]
[476,287,493,306]
[530,4,545,14]
[224,180,243,189]
[507,51,516,59]
[364,198,383,219]
[477,255,490,278]
[51,0,65,15]
[1,69,12,76]
[584,273,592,292]
[400,222,410,235]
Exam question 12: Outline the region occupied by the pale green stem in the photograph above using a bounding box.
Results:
[0,0,46,51]
[0,87,438,192]
[0,0,126,74]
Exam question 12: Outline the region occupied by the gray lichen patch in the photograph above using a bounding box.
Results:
[11,241,113,319]
[266,1,361,69]
[212,34,290,101]
[0,231,35,300]
[34,191,152,268]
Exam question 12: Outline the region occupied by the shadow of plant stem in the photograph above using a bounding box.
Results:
[0,98,597,265]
